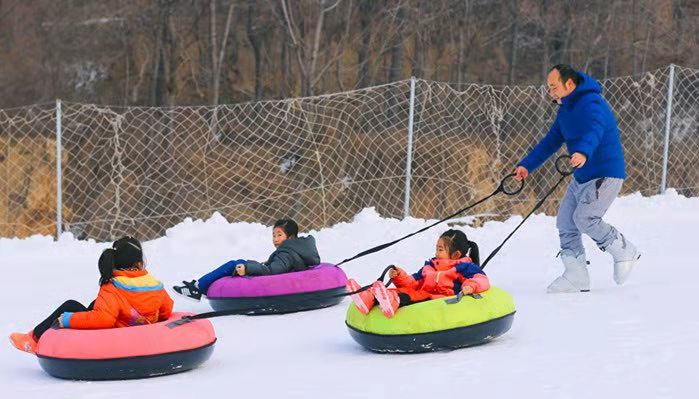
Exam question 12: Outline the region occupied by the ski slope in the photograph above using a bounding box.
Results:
[2,190,697,398]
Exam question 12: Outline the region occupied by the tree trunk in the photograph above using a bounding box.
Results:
[150,1,178,106]
[210,0,235,106]
[540,0,549,79]
[507,0,518,84]
[632,0,638,74]
[561,2,574,65]
[280,0,310,96]
[457,0,472,83]
[603,2,615,79]
[356,0,373,87]
[280,38,288,97]
[411,0,424,79]
[210,0,218,105]
[164,5,177,106]
[246,0,262,100]
[151,10,165,105]
[387,3,406,83]
[413,31,424,78]
[121,21,130,106]
[274,0,289,98]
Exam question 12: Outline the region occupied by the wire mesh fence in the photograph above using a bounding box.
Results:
[0,104,57,238]
[0,65,696,241]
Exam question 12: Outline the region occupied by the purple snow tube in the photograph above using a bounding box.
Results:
[206,263,347,315]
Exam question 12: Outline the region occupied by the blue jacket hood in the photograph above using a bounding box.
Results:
[561,72,601,108]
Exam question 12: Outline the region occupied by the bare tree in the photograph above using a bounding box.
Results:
[387,1,407,83]
[456,0,474,83]
[280,0,346,96]
[210,0,235,106]
[151,0,179,106]
[507,0,519,84]
[356,0,375,87]
[246,0,264,100]
[412,3,425,79]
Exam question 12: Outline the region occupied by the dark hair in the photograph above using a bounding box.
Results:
[439,229,480,265]
[550,64,582,86]
[273,219,299,238]
[98,236,143,285]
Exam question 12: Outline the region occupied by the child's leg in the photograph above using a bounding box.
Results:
[33,300,93,339]
[397,293,413,307]
[397,292,431,307]
[397,288,432,304]
[197,259,246,294]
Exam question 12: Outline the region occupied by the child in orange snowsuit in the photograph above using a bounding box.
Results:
[346,229,490,318]
[9,236,173,354]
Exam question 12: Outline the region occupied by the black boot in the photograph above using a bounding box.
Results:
[173,280,202,301]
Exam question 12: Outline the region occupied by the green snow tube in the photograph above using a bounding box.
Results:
[345,286,515,353]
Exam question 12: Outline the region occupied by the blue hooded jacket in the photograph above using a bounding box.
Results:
[518,71,626,183]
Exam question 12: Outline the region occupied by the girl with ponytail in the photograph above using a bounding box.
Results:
[346,229,489,318]
[10,237,174,354]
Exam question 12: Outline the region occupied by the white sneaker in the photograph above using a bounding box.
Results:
[547,250,590,293]
[603,233,640,285]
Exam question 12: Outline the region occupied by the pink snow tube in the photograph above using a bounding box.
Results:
[206,263,348,314]
[35,312,216,380]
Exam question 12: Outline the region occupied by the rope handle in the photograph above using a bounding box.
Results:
[498,173,525,196]
[481,154,575,269]
[555,154,575,176]
[336,169,527,266]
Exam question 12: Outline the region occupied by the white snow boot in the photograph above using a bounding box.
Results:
[603,233,640,285]
[547,250,590,293]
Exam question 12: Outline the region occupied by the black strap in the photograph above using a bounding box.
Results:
[481,175,566,269]
[341,265,396,295]
[335,172,523,266]
[481,154,573,269]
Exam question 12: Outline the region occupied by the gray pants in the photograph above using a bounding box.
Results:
[556,177,623,257]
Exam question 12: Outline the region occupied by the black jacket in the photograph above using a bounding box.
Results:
[244,236,321,276]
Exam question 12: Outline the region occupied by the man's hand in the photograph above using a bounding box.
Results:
[57,316,64,328]
[235,264,246,276]
[514,166,529,181]
[461,285,474,295]
[570,152,587,168]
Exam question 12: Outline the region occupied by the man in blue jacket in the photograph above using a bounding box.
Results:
[515,64,640,293]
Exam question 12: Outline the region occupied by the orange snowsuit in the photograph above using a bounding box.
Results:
[61,269,174,329]
[391,257,490,302]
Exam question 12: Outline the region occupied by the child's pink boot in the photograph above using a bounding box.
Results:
[371,281,400,318]
[346,278,375,315]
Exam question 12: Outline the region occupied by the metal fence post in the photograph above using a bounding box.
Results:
[404,77,416,218]
[660,64,675,194]
[56,99,63,240]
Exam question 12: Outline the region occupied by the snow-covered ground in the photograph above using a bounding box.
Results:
[2,190,697,398]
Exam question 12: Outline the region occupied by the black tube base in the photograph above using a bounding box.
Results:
[37,341,215,380]
[347,313,515,353]
[208,286,346,315]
